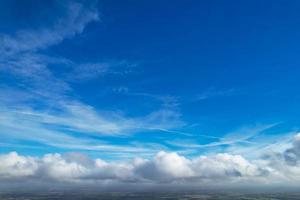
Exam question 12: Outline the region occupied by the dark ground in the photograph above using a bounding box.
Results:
[1,192,300,200]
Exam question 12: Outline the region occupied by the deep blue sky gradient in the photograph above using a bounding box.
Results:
[1,0,300,159]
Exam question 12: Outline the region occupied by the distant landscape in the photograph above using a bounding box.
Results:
[1,192,300,200]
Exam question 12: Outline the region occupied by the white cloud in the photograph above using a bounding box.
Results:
[196,88,236,101]
[135,151,193,181]
[0,152,38,178]
[191,154,263,180]
[68,60,137,82]
[283,133,300,165]
[0,0,184,148]
[167,124,278,151]
[0,1,98,55]
[0,98,183,140]
[2,134,300,188]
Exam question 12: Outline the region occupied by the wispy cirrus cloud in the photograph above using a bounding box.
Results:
[1,100,183,136]
[214,123,279,146]
[67,60,138,82]
[158,121,283,157]
[0,0,185,156]
[0,1,98,55]
[196,87,237,101]
[0,97,184,160]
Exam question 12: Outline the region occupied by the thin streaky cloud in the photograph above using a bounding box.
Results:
[0,1,99,55]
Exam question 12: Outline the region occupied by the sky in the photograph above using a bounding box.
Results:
[1,0,300,191]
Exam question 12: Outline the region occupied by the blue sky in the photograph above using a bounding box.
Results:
[1,0,300,189]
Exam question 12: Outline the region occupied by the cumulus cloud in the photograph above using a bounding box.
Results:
[0,152,38,178]
[3,135,300,188]
[284,133,300,166]
[135,151,193,181]
[260,133,300,183]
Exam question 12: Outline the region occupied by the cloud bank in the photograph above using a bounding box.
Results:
[1,134,300,190]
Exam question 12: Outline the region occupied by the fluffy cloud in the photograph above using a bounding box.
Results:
[0,152,38,178]
[260,133,300,183]
[135,151,193,181]
[0,152,264,190]
[3,135,300,188]
[284,133,300,166]
[191,154,263,180]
